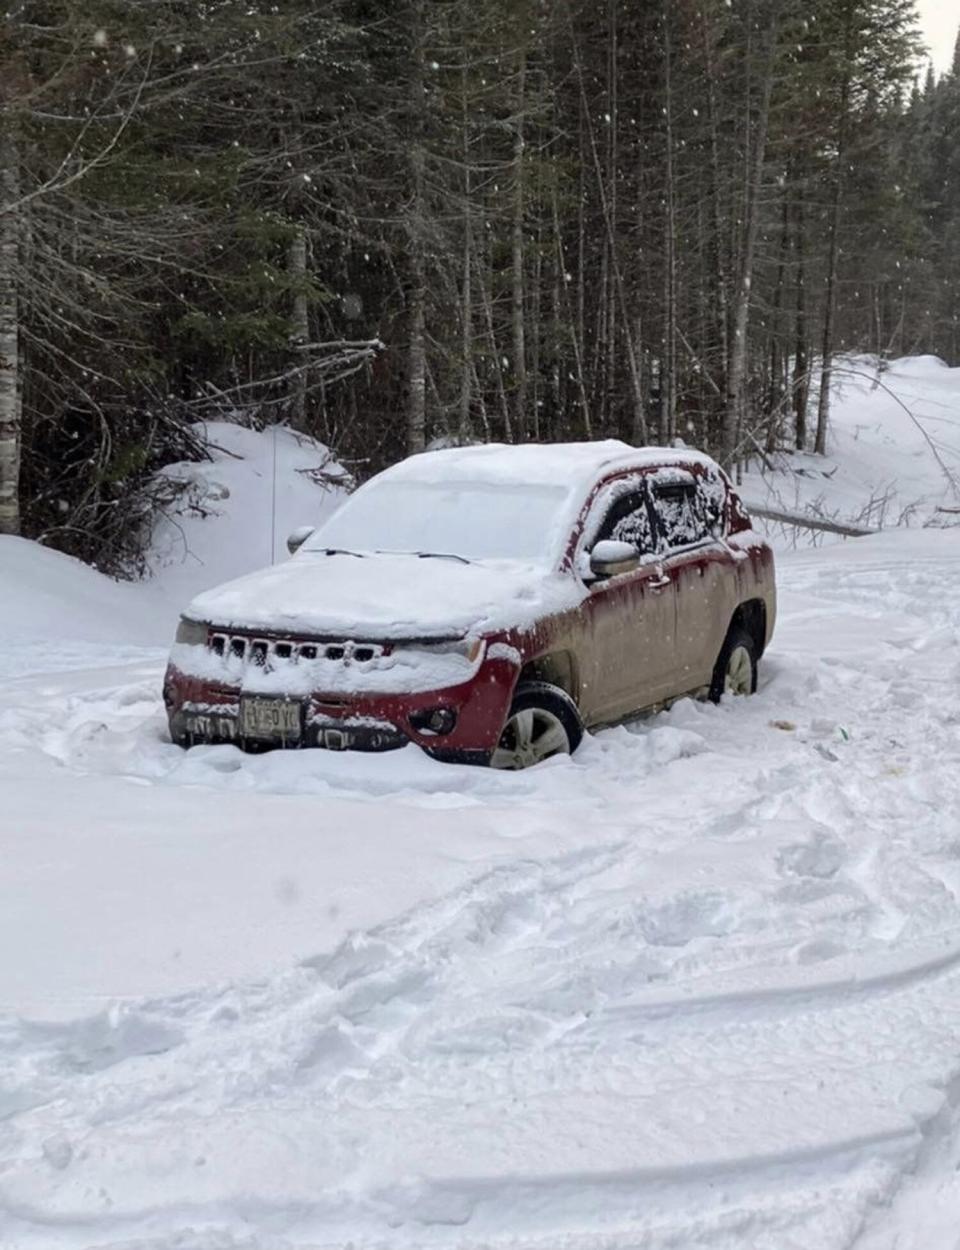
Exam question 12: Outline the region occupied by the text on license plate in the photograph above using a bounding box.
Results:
[240,697,302,740]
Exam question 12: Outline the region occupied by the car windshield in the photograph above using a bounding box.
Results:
[304,479,572,565]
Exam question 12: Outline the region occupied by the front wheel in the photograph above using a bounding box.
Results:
[709,628,759,703]
[490,681,584,770]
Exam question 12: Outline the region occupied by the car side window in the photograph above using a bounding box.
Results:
[596,489,655,554]
[652,480,711,551]
[698,465,727,532]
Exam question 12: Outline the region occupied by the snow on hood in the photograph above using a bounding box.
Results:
[185,550,582,640]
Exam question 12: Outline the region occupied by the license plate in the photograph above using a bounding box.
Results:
[184,713,236,742]
[240,697,302,741]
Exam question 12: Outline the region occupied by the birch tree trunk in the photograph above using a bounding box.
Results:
[660,8,677,444]
[553,190,591,437]
[572,26,645,441]
[458,67,473,443]
[406,0,427,454]
[702,5,730,416]
[605,0,617,431]
[0,125,20,536]
[722,4,780,466]
[479,239,511,440]
[287,227,310,431]
[407,248,427,454]
[764,197,790,451]
[815,15,854,457]
[793,195,809,450]
[510,49,526,441]
[530,189,542,441]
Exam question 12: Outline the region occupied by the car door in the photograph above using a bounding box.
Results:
[650,468,735,695]
[576,478,678,724]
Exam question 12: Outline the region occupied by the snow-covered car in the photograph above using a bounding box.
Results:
[163,441,776,768]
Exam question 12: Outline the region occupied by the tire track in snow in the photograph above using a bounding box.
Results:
[0,1129,911,1250]
[567,931,960,1040]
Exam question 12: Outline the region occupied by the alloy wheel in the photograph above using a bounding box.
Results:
[490,707,571,770]
[724,643,754,696]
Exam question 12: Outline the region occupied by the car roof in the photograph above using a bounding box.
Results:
[380,441,718,491]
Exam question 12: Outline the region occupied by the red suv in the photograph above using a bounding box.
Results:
[164,441,775,768]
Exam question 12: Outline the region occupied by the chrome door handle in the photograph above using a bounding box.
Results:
[648,575,671,591]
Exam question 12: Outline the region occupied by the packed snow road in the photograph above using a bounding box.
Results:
[2,529,960,1249]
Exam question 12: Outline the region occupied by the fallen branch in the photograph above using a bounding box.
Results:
[743,502,878,538]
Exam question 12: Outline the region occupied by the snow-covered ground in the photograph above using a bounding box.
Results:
[742,354,960,536]
[3,365,960,1248]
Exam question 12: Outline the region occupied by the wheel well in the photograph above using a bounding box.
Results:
[518,652,577,701]
[729,599,767,656]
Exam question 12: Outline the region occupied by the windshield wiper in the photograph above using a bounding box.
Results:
[373,549,471,564]
[321,547,365,558]
[415,551,471,564]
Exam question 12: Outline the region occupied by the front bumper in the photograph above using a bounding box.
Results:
[168,701,409,753]
[163,655,519,761]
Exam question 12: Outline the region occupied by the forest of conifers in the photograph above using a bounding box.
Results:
[0,1,958,569]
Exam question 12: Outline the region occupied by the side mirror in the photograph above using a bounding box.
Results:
[588,539,640,579]
[286,525,315,556]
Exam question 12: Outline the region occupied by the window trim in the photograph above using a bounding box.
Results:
[594,486,657,555]
[569,463,729,574]
[574,473,659,572]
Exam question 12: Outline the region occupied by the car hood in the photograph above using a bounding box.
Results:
[185,551,581,640]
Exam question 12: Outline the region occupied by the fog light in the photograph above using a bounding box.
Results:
[430,708,456,734]
[410,706,457,736]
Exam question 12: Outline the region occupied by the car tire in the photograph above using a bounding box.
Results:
[490,681,584,770]
[709,626,759,704]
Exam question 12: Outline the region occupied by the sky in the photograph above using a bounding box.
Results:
[915,2,956,74]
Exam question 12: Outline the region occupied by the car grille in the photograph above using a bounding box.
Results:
[209,633,389,667]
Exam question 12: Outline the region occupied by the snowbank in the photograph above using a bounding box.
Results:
[147,420,349,606]
[0,537,171,685]
[743,354,960,538]
[1,423,350,676]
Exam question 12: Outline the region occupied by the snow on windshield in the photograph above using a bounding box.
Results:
[304,479,572,564]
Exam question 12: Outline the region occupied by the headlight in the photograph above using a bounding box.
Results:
[175,617,209,647]
[415,637,485,663]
